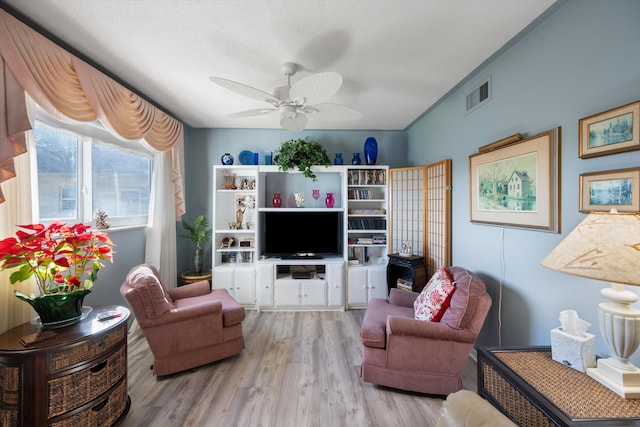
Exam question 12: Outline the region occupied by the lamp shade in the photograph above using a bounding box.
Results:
[541,211,640,287]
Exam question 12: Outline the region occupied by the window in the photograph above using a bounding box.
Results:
[33,108,153,227]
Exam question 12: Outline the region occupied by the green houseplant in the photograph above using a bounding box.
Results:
[180,215,212,274]
[0,221,114,327]
[273,137,331,181]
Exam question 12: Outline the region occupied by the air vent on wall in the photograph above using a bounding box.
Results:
[466,77,491,113]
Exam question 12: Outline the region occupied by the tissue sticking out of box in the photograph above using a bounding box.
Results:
[551,310,596,372]
[559,309,590,337]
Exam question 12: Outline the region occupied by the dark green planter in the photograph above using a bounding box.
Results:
[16,289,91,328]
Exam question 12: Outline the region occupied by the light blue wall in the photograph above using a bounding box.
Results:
[179,128,407,272]
[407,0,640,362]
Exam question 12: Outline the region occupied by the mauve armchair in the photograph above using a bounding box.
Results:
[360,266,491,395]
[120,264,245,376]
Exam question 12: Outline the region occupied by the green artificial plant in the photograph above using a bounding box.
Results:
[180,215,212,274]
[180,215,212,249]
[273,137,331,181]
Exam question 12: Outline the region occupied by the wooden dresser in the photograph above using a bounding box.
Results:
[0,305,130,427]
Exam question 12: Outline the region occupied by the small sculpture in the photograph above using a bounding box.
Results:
[220,237,236,249]
[235,199,246,229]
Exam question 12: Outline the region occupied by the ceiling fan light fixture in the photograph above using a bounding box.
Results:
[281,105,297,119]
[280,113,308,132]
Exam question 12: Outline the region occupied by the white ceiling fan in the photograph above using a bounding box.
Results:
[210,62,363,132]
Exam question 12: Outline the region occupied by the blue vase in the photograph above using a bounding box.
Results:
[364,137,378,165]
[352,153,362,165]
[334,153,344,165]
[221,153,234,165]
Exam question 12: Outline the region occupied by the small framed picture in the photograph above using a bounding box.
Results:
[579,101,640,158]
[579,168,640,213]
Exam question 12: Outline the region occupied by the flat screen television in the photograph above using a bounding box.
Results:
[261,211,343,259]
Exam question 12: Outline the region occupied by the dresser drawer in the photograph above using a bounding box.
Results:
[49,377,128,427]
[48,345,126,418]
[0,365,20,426]
[48,325,126,374]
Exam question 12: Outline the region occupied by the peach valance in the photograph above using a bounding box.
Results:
[0,8,185,217]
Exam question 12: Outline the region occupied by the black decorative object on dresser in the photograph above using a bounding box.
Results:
[0,305,130,427]
[386,253,427,293]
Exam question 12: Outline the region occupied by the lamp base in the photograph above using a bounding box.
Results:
[587,358,640,398]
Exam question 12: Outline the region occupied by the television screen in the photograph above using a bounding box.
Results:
[261,211,343,258]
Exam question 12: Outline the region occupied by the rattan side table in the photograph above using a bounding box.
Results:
[478,346,640,426]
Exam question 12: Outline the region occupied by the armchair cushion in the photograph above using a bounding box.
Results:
[414,267,455,322]
[125,264,173,319]
[440,266,486,329]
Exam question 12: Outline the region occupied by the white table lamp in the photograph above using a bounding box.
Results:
[541,210,640,398]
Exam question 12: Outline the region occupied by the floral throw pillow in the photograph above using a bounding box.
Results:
[414,267,456,322]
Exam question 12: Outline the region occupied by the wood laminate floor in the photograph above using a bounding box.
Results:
[122,310,477,427]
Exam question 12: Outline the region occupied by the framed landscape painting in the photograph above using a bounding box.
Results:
[579,168,640,213]
[469,128,561,232]
[579,101,640,158]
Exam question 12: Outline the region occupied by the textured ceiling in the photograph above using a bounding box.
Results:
[3,0,556,130]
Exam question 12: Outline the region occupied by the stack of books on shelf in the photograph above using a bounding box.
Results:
[356,237,374,245]
[348,218,387,230]
[396,278,413,292]
[348,189,381,200]
[347,169,387,186]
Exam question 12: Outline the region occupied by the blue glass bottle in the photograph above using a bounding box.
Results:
[351,153,362,165]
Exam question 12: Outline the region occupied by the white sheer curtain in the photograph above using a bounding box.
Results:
[145,150,177,288]
[0,94,37,333]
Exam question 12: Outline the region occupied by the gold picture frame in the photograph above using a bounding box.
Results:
[579,101,640,158]
[579,167,640,213]
[469,128,561,232]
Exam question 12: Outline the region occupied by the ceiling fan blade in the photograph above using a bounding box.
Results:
[280,114,308,132]
[307,103,364,121]
[227,108,277,118]
[289,72,342,106]
[210,76,279,105]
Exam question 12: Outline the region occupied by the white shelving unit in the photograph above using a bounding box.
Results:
[345,166,390,308]
[212,166,259,307]
[212,164,389,310]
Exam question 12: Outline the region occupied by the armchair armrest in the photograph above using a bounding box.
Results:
[387,315,475,344]
[167,280,210,300]
[389,288,419,308]
[140,298,222,328]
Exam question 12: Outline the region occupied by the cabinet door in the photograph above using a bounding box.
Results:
[326,263,344,307]
[301,281,326,306]
[233,267,255,305]
[256,264,274,307]
[367,266,388,301]
[347,268,368,305]
[274,280,300,306]
[213,268,235,292]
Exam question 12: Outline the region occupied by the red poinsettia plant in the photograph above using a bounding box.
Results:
[0,221,114,298]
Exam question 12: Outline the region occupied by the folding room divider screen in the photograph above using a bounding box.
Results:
[390,160,451,278]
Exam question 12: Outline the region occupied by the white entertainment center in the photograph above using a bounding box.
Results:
[212,164,389,310]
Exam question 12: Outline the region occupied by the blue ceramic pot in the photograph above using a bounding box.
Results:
[334,153,344,165]
[221,153,234,165]
[364,137,378,165]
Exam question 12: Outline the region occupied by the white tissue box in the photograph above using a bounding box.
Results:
[550,327,596,372]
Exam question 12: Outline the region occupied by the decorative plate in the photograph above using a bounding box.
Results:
[239,150,254,165]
